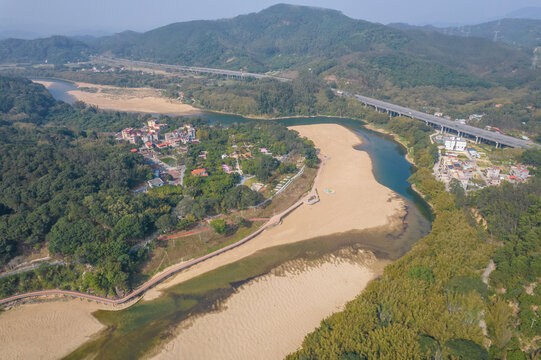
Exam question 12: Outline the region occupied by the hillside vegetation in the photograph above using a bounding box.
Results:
[0,35,89,64]
[391,18,541,49]
[0,75,316,299]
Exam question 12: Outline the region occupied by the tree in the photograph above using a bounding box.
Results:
[156,214,176,234]
[113,214,145,240]
[72,100,87,110]
[47,217,95,255]
[210,219,227,234]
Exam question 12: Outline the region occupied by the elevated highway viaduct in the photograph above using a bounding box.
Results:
[92,56,289,82]
[345,92,540,149]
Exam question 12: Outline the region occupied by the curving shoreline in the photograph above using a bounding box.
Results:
[34,80,200,115]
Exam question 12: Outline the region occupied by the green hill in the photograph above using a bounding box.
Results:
[0,35,90,64]
[92,4,408,72]
[1,4,537,90]
[390,18,541,49]
[86,4,536,91]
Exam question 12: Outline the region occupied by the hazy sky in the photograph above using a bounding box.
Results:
[1,0,540,37]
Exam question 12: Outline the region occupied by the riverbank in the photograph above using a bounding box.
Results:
[0,123,405,359]
[363,122,415,165]
[201,108,365,121]
[34,80,200,115]
[0,300,104,360]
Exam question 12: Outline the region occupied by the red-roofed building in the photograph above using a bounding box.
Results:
[510,165,529,181]
[130,149,138,152]
[191,168,208,177]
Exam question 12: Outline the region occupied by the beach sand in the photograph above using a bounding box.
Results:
[151,253,389,360]
[0,300,105,360]
[0,124,403,359]
[35,80,199,115]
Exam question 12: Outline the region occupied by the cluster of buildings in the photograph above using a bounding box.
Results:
[119,120,197,149]
[433,132,534,190]
[484,165,530,186]
[510,165,530,182]
[120,119,168,145]
[435,154,476,190]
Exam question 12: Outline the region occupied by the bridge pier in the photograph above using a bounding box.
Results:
[475,136,479,144]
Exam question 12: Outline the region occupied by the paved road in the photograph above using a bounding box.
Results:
[0,160,324,307]
[92,56,290,82]
[345,92,539,149]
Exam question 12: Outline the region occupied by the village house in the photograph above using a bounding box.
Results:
[147,177,165,188]
[510,165,530,182]
[485,167,501,186]
[191,168,208,177]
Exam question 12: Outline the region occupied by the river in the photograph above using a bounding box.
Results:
[38,79,431,359]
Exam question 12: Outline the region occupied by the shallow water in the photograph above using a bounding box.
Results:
[32,78,78,104]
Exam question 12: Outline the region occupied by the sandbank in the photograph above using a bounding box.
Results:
[35,80,200,115]
[0,300,105,360]
[152,253,389,360]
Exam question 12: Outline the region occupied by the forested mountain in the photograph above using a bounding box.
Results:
[0,35,90,64]
[91,4,407,72]
[91,4,533,82]
[390,18,541,49]
[1,5,537,86]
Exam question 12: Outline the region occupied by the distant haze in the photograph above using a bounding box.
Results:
[1,0,540,39]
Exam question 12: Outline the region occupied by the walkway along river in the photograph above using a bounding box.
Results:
[0,158,324,307]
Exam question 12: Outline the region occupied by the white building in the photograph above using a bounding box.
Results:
[147,178,164,188]
[444,136,467,151]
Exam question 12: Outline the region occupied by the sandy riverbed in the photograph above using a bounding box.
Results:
[0,124,404,359]
[151,252,389,360]
[0,300,105,360]
[35,80,199,115]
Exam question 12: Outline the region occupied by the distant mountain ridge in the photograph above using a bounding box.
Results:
[0,4,538,90]
[506,6,541,20]
[389,18,541,48]
[0,35,89,64]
